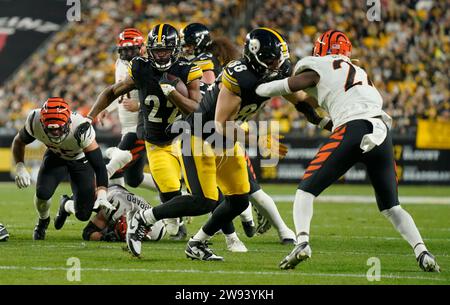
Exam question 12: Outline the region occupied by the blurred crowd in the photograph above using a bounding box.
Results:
[251,0,449,136]
[0,0,448,138]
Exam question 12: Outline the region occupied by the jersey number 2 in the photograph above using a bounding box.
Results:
[333,59,373,91]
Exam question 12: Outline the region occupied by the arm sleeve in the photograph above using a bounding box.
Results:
[85,147,108,188]
[18,127,35,144]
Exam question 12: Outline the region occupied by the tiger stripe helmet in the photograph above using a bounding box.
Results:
[117,28,144,61]
[312,30,352,57]
[40,97,72,144]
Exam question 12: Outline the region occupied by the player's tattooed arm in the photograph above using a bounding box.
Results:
[88,77,136,120]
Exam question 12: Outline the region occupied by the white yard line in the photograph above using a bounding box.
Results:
[271,195,450,204]
[0,265,445,282]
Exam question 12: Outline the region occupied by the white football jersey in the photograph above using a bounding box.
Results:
[110,58,139,134]
[104,185,151,223]
[24,109,95,160]
[294,55,391,130]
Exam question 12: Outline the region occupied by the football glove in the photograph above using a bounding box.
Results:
[159,72,179,97]
[258,134,288,159]
[15,162,31,189]
[94,189,115,211]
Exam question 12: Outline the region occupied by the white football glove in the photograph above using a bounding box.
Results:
[94,189,115,211]
[15,162,31,189]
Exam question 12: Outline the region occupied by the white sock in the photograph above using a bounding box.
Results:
[109,177,125,187]
[293,189,315,244]
[143,208,157,225]
[64,199,75,215]
[225,232,238,241]
[250,189,289,232]
[239,203,254,222]
[381,205,427,257]
[34,195,51,219]
[193,228,211,242]
[138,173,157,190]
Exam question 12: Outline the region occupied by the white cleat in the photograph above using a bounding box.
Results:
[226,237,248,253]
[185,238,224,261]
[417,251,440,272]
[279,229,296,245]
[279,242,312,270]
[126,210,150,257]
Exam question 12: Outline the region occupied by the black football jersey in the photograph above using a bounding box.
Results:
[192,52,222,78]
[186,58,270,141]
[128,56,202,144]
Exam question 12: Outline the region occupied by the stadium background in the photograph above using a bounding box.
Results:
[0,0,449,184]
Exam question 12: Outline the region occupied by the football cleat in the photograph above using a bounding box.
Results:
[279,242,312,270]
[185,238,224,261]
[33,217,50,240]
[417,251,440,272]
[0,223,9,242]
[254,206,271,235]
[226,237,248,253]
[54,195,71,230]
[126,209,150,257]
[279,229,296,245]
[241,220,256,238]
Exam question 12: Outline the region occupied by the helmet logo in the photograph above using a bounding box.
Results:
[249,38,260,54]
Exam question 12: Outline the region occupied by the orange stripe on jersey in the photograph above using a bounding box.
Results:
[310,151,331,165]
[302,172,313,180]
[131,145,145,155]
[319,141,340,152]
[305,164,322,172]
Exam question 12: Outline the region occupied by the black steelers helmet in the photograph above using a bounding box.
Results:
[180,23,212,56]
[244,27,289,76]
[147,23,181,71]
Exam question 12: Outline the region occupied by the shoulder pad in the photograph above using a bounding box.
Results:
[128,56,148,80]
[222,60,256,96]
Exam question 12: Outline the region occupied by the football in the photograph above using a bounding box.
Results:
[166,73,189,97]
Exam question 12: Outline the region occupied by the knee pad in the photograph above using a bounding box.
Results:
[35,186,53,201]
[75,208,92,222]
[159,190,181,203]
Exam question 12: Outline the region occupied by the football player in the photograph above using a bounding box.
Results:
[255,30,440,272]
[86,23,203,240]
[125,28,320,260]
[181,23,295,243]
[82,184,165,242]
[12,97,113,240]
[97,28,157,191]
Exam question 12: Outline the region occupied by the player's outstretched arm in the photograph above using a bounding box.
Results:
[88,77,136,120]
[255,70,320,97]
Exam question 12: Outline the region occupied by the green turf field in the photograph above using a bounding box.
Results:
[0,182,449,285]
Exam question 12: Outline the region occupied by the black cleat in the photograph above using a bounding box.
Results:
[0,223,9,242]
[241,220,256,238]
[54,195,71,230]
[33,217,50,240]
